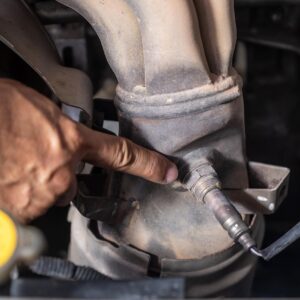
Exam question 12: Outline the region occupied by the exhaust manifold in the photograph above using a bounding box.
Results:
[57,0,289,281]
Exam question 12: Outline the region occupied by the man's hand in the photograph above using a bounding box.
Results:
[0,79,178,223]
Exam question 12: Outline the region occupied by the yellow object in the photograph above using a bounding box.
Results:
[0,210,17,267]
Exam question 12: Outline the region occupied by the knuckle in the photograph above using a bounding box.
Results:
[52,166,73,196]
[62,119,84,152]
[57,180,77,206]
[113,138,135,170]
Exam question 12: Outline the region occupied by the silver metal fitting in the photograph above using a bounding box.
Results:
[181,162,257,251]
[204,189,256,251]
[181,163,221,202]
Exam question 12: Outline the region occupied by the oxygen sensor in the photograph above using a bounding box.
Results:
[181,161,300,260]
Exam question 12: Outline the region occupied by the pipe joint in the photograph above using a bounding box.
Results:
[115,75,241,119]
[180,162,221,202]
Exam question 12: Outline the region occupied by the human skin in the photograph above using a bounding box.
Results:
[0,79,178,223]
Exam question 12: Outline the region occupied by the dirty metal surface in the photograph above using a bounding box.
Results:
[111,77,249,260]
[56,0,145,93]
[226,162,290,215]
[59,0,252,264]
[67,207,264,297]
[68,207,150,279]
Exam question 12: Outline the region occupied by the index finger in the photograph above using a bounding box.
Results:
[77,124,178,184]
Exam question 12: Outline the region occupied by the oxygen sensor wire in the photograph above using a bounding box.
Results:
[250,222,300,260]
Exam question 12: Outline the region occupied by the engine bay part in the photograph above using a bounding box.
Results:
[1,0,300,298]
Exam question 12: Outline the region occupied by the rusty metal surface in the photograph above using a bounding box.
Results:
[0,0,93,120]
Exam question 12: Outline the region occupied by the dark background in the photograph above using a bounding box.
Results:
[235,2,300,296]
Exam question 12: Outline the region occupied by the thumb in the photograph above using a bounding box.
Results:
[78,124,178,184]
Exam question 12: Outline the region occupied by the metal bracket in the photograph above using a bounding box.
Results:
[225,161,290,215]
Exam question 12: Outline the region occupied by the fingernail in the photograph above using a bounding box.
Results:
[164,165,178,184]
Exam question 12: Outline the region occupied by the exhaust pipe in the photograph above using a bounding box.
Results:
[57,0,287,297]
[57,0,145,92]
[124,0,211,93]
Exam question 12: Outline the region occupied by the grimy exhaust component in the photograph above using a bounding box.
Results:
[0,0,291,297]
[180,161,300,261]
[180,162,257,253]
[57,2,290,293]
